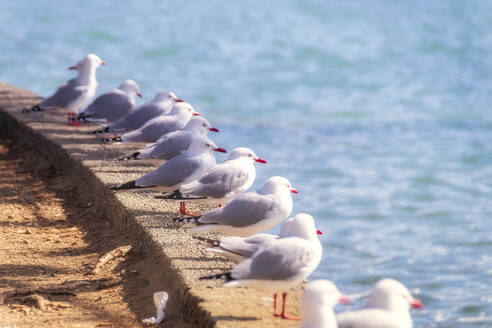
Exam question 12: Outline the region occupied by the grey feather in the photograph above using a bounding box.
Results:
[198,192,277,227]
[81,89,133,122]
[39,79,84,109]
[231,238,315,281]
[109,102,167,131]
[136,155,202,188]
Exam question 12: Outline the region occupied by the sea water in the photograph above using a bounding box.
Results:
[1,1,491,326]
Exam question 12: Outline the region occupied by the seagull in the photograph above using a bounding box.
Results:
[110,136,227,193]
[71,80,141,123]
[119,115,219,161]
[299,280,351,328]
[336,278,423,328]
[173,176,298,237]
[162,147,266,215]
[103,102,200,143]
[91,91,183,134]
[195,213,323,263]
[24,54,105,113]
[200,213,322,320]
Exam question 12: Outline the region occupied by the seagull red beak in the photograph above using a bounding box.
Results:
[193,112,201,116]
[317,229,323,235]
[214,147,227,153]
[137,93,142,98]
[411,298,423,309]
[176,99,184,102]
[209,127,220,132]
[339,296,351,304]
[68,66,78,70]
[255,158,267,164]
[290,188,299,194]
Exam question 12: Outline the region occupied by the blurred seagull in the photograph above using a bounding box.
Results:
[24,54,105,113]
[102,102,199,143]
[71,80,141,123]
[336,278,423,328]
[119,115,219,162]
[91,91,183,134]
[300,280,351,328]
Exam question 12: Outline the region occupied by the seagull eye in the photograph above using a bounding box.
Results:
[203,124,206,127]
[206,143,210,147]
[248,154,252,157]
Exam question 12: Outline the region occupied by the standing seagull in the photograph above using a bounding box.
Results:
[174,176,297,237]
[162,147,266,215]
[71,80,141,123]
[24,54,105,113]
[200,213,322,320]
[336,278,423,328]
[104,102,199,143]
[299,280,351,328]
[110,136,227,193]
[91,91,183,134]
[196,213,323,263]
[119,115,219,161]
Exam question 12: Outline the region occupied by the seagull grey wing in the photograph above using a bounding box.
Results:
[232,239,313,281]
[137,156,202,188]
[83,91,133,121]
[220,234,276,257]
[112,102,164,130]
[191,165,249,198]
[151,131,193,159]
[199,193,277,227]
[40,80,84,109]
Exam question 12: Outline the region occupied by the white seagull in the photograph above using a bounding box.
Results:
[174,176,298,237]
[25,54,105,113]
[299,280,351,328]
[119,115,219,161]
[92,91,183,134]
[162,147,266,215]
[195,213,323,263]
[336,278,423,328]
[200,213,322,320]
[110,136,226,193]
[104,102,199,143]
[72,80,141,123]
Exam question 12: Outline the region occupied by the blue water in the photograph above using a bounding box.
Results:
[1,1,492,326]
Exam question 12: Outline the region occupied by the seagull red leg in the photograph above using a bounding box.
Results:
[273,294,281,317]
[179,201,197,216]
[280,293,299,320]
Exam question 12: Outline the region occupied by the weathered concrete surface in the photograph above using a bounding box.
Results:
[0,82,302,327]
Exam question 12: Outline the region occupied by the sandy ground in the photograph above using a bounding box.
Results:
[0,135,196,328]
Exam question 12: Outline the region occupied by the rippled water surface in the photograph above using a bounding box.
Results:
[1,1,492,326]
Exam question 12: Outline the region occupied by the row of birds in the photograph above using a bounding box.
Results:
[24,53,423,327]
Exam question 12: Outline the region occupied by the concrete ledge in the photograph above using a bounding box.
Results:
[0,81,301,328]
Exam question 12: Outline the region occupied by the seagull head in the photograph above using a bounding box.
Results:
[70,54,105,70]
[366,278,423,313]
[184,116,219,134]
[260,176,298,195]
[284,213,321,240]
[119,80,142,98]
[170,102,200,118]
[227,147,266,164]
[185,137,227,155]
[154,91,184,103]
[303,280,350,309]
